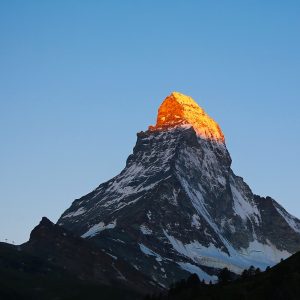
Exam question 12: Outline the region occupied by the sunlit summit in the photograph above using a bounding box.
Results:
[149,92,225,143]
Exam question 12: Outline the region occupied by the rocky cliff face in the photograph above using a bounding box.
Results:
[58,92,300,288]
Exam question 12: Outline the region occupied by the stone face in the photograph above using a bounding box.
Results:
[58,93,300,288]
[149,92,225,143]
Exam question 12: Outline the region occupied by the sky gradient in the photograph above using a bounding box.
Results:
[1,0,300,244]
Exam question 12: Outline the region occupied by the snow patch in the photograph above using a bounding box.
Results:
[106,252,118,260]
[178,262,218,283]
[147,211,152,220]
[140,225,152,235]
[231,184,261,225]
[81,220,116,238]
[191,214,201,229]
[240,239,291,265]
[139,244,162,262]
[274,204,300,234]
[62,207,86,218]
[163,230,290,274]
[170,189,179,206]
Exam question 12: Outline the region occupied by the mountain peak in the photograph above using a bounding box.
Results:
[149,92,225,143]
[59,91,300,287]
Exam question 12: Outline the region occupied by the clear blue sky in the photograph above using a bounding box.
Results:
[1,1,299,244]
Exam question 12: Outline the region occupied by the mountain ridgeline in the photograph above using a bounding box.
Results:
[57,92,300,288]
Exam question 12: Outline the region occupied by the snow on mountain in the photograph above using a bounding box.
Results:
[273,202,300,234]
[58,92,300,287]
[81,219,117,238]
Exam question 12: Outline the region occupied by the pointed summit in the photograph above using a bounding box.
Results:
[59,91,300,288]
[149,92,225,143]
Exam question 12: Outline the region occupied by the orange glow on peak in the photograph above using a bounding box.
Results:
[149,92,225,143]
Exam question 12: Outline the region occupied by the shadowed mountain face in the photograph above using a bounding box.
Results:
[58,92,300,287]
[20,217,157,294]
[0,220,145,300]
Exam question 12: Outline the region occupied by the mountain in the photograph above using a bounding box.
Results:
[58,92,300,288]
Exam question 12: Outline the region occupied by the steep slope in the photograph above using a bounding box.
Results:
[58,92,300,287]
